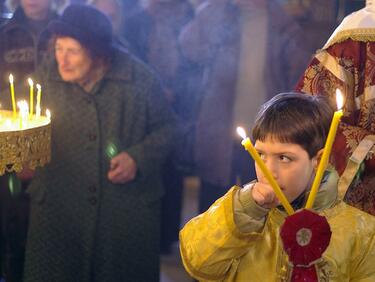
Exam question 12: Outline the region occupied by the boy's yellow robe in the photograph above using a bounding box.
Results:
[180,174,375,281]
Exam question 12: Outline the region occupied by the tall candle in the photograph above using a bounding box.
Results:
[28,78,34,117]
[36,84,42,117]
[17,100,28,129]
[237,127,294,215]
[305,90,344,209]
[9,74,16,115]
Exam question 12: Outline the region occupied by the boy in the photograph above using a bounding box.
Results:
[180,93,375,281]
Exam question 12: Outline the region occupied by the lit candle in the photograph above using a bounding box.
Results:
[9,74,17,116]
[17,100,28,129]
[237,127,294,215]
[28,78,34,117]
[36,84,42,117]
[305,89,344,209]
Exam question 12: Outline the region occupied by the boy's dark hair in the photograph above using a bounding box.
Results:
[252,92,334,159]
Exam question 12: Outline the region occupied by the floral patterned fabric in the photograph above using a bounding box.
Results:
[296,39,375,215]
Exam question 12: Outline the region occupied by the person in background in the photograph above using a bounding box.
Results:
[123,0,195,254]
[14,4,175,281]
[88,0,130,49]
[123,0,192,74]
[180,93,375,281]
[89,0,122,34]
[0,0,65,90]
[0,1,65,281]
[296,0,375,215]
[179,0,311,213]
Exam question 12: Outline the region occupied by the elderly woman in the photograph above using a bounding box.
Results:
[22,4,176,282]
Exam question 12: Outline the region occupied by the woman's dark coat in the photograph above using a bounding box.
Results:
[23,49,176,282]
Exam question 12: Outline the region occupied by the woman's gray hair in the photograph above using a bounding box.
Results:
[6,0,68,12]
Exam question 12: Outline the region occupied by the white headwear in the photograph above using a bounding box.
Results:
[322,1,375,49]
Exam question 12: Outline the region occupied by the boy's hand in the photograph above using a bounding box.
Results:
[252,182,280,209]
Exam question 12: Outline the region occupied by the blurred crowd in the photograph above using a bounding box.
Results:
[0,0,366,281]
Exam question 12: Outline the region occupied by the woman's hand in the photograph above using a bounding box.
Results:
[252,182,280,209]
[107,152,137,184]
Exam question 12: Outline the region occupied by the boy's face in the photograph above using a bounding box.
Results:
[254,137,319,203]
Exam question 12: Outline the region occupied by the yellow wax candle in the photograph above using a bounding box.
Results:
[237,127,294,215]
[28,78,34,117]
[305,90,344,209]
[9,74,16,115]
[36,84,42,117]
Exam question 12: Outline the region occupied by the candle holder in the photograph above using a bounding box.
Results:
[0,110,51,175]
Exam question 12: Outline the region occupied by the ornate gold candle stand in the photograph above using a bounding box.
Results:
[0,110,51,176]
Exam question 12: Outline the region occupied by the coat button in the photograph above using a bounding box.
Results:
[88,185,96,193]
[89,196,97,205]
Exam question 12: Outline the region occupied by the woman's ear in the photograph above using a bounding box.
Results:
[313,149,324,170]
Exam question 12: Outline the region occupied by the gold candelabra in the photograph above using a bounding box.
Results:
[0,110,51,175]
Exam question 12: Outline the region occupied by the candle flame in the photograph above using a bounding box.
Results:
[28,78,34,87]
[46,109,51,120]
[36,84,41,91]
[336,89,344,110]
[236,127,247,140]
[9,74,14,84]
